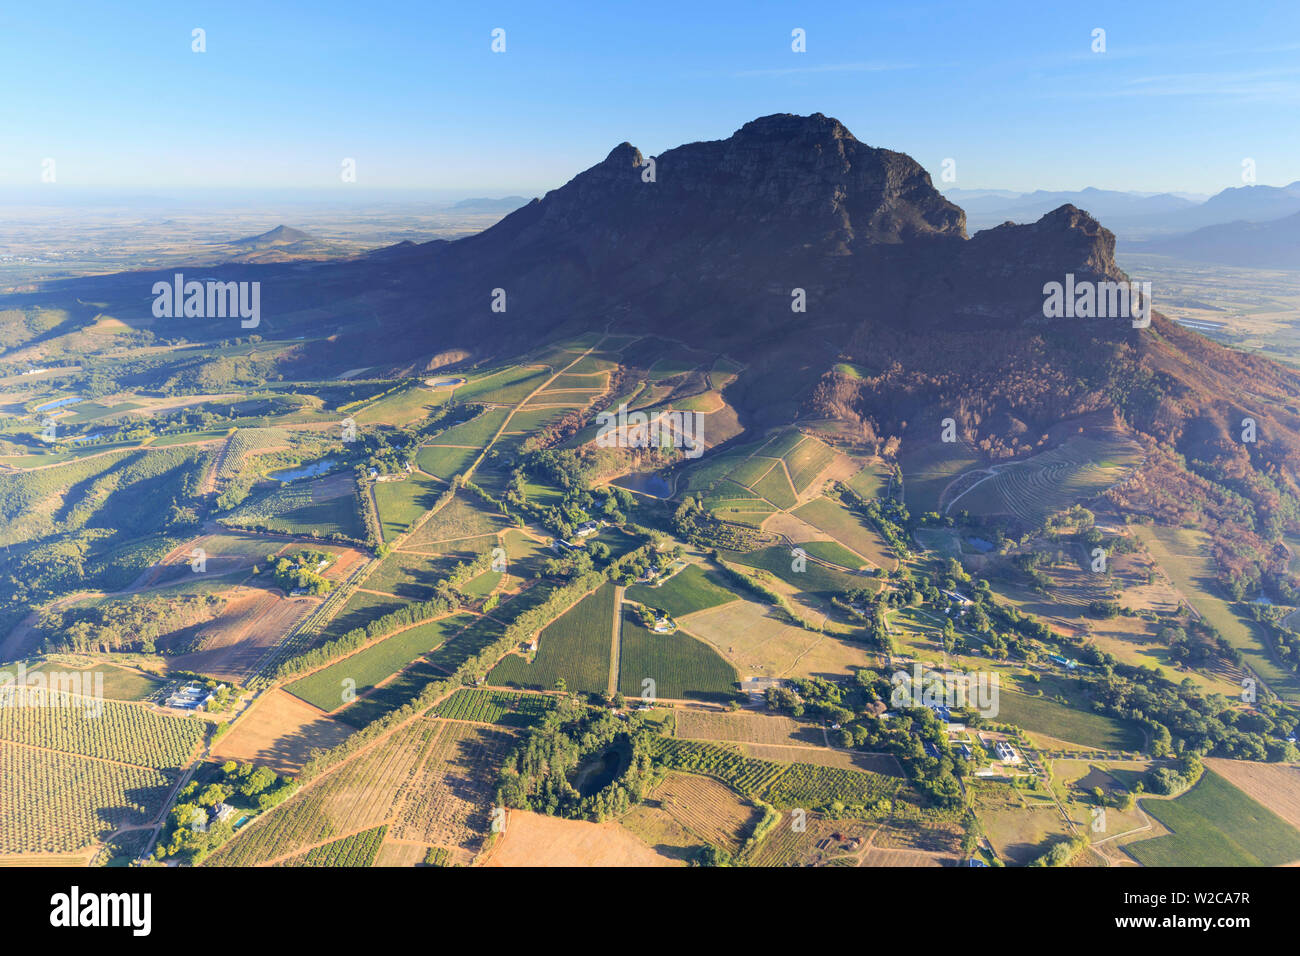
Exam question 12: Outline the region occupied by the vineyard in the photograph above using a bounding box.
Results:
[275,824,388,867]
[649,737,903,812]
[217,427,289,481]
[389,720,515,853]
[430,688,554,727]
[287,613,473,712]
[649,738,787,799]
[617,612,739,702]
[0,692,204,769]
[650,772,763,854]
[424,406,511,447]
[943,435,1144,524]
[222,473,364,541]
[762,762,902,812]
[0,742,173,854]
[205,721,434,866]
[487,583,615,694]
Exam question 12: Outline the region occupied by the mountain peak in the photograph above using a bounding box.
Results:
[231,224,314,247]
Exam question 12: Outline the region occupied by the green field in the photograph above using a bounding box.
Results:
[846,462,889,499]
[426,406,511,448]
[374,472,444,542]
[1126,769,1300,866]
[487,583,616,694]
[319,589,408,641]
[617,611,738,702]
[288,613,474,711]
[415,443,478,480]
[784,436,836,493]
[366,540,493,600]
[353,385,447,426]
[1136,524,1300,703]
[997,684,1143,751]
[454,366,549,405]
[796,539,866,569]
[15,660,164,701]
[899,438,982,516]
[751,463,798,508]
[722,546,873,597]
[404,494,504,548]
[626,564,738,618]
[222,476,364,541]
[792,496,895,569]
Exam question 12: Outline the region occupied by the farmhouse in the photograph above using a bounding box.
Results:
[210,802,235,824]
[575,520,601,538]
[165,682,214,711]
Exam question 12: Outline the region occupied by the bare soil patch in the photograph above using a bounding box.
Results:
[483,810,680,867]
[211,687,352,774]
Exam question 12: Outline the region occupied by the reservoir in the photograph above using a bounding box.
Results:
[270,458,338,482]
[612,472,673,499]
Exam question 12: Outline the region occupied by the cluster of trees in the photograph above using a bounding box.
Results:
[762,672,974,811]
[261,549,333,595]
[669,496,767,551]
[1026,833,1090,867]
[37,593,224,655]
[508,448,635,540]
[1145,753,1203,796]
[155,760,296,864]
[496,702,656,821]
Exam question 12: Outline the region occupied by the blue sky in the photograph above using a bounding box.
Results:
[3,0,1298,196]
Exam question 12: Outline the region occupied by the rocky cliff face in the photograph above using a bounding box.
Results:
[374,112,1128,361]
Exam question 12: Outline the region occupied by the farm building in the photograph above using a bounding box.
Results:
[165,682,215,711]
[994,741,1021,764]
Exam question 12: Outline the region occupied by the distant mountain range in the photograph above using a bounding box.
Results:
[949,181,1300,269]
[1136,210,1300,270]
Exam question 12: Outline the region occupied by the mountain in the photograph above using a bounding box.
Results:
[1136,210,1300,270]
[1166,181,1300,231]
[202,224,350,263]
[28,113,1300,584]
[229,224,317,248]
[301,112,1297,587]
